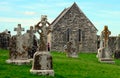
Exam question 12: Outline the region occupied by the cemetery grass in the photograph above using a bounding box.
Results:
[1,50,120,78]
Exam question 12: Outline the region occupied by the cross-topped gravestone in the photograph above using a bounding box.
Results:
[97,26,114,64]
[6,24,30,65]
[35,15,51,51]
[14,24,24,36]
[102,26,111,48]
[30,15,54,76]
[27,26,36,36]
[27,26,37,58]
[27,26,36,47]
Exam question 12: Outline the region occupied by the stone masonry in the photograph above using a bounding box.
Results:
[51,2,98,52]
[0,30,11,49]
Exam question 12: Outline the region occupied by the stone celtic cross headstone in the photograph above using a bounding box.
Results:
[30,15,54,76]
[97,26,115,64]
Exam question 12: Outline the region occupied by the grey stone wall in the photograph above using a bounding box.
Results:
[0,33,11,49]
[51,3,98,53]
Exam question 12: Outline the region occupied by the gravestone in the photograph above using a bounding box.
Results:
[14,24,24,36]
[64,29,78,58]
[30,15,54,76]
[65,41,78,58]
[114,35,120,59]
[97,26,114,64]
[0,29,11,49]
[6,24,30,65]
[27,26,38,59]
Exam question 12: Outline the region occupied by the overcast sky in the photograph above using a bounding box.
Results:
[0,0,120,36]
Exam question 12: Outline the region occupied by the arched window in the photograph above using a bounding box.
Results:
[66,28,70,42]
[78,29,82,41]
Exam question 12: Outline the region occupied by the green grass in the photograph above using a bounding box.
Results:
[0,49,120,78]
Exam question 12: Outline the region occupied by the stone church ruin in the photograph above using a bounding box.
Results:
[51,3,98,52]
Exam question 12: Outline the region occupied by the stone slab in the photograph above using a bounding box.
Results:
[30,69,54,76]
[29,59,33,62]
[100,58,114,61]
[99,58,115,64]
[6,59,30,65]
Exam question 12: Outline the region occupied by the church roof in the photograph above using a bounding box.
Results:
[51,7,70,26]
[51,2,98,31]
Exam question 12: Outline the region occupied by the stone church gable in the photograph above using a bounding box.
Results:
[51,2,98,52]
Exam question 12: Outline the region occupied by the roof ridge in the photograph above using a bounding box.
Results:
[51,2,98,31]
[51,6,72,27]
[51,8,67,25]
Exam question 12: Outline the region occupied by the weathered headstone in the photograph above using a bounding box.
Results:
[14,24,24,36]
[0,29,11,49]
[65,41,78,58]
[27,26,38,59]
[6,24,30,65]
[114,35,120,59]
[30,15,54,76]
[65,29,78,58]
[97,26,114,64]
